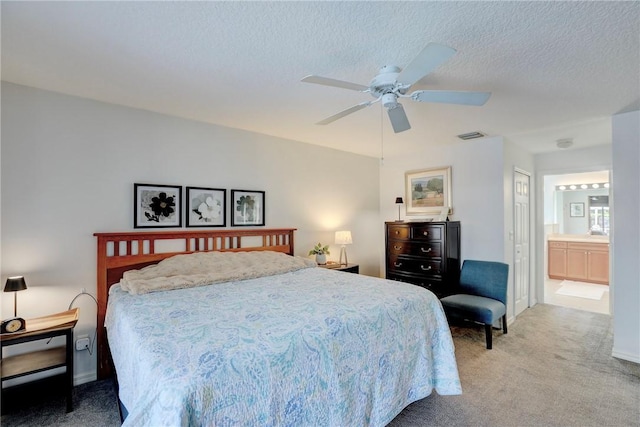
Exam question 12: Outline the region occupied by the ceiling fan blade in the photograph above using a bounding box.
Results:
[411,90,491,106]
[301,75,369,92]
[387,103,411,133]
[317,101,373,125]
[397,43,457,87]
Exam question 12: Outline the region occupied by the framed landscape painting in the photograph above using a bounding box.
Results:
[186,187,226,227]
[134,183,182,228]
[405,166,452,216]
[231,190,265,226]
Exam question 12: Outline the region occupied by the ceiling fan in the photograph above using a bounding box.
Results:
[301,43,491,133]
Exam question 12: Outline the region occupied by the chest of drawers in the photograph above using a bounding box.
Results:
[385,221,461,297]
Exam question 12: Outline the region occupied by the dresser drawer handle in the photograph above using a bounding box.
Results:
[420,265,432,271]
[395,230,400,235]
[423,231,429,236]
[394,262,403,267]
[420,247,432,253]
[394,245,402,250]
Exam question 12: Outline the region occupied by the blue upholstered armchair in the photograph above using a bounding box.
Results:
[440,260,509,349]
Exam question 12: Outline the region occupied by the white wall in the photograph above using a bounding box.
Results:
[611,110,640,363]
[379,137,535,320]
[380,137,504,261]
[535,145,612,174]
[0,82,381,383]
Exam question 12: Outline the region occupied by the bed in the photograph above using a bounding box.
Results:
[94,228,461,426]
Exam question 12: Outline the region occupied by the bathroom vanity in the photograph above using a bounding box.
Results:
[548,235,609,285]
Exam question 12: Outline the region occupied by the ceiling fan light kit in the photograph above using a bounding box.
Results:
[381,93,398,109]
[302,43,491,134]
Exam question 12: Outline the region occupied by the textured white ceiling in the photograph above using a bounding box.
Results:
[2,1,639,158]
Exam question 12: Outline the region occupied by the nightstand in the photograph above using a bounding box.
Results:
[1,308,79,413]
[319,263,360,274]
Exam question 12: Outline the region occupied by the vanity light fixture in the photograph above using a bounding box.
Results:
[555,182,610,191]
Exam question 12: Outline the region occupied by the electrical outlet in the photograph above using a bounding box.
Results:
[75,336,90,351]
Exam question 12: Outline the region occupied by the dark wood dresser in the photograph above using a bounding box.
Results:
[385,221,461,298]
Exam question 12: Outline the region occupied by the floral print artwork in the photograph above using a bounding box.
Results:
[236,195,256,222]
[196,196,222,221]
[135,184,182,228]
[186,187,226,227]
[231,190,265,226]
[147,192,176,222]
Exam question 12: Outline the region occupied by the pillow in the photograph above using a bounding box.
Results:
[120,250,316,295]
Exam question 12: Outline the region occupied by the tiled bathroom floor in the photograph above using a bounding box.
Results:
[544,278,610,314]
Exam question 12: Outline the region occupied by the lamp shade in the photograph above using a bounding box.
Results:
[395,197,404,204]
[335,230,353,245]
[4,276,27,293]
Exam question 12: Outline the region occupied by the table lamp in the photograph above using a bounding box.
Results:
[335,230,353,266]
[4,276,27,317]
[395,197,404,221]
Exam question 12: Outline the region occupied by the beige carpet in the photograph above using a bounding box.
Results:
[555,280,609,300]
[389,304,640,427]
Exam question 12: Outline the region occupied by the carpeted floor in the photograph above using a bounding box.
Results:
[2,304,639,426]
[1,376,120,427]
[389,304,640,427]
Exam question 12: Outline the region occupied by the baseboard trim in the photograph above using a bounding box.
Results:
[74,371,97,386]
[612,349,640,364]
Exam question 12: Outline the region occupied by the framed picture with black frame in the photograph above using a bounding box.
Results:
[231,190,265,226]
[134,183,182,228]
[186,187,226,227]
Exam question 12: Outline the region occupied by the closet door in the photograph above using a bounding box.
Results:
[514,169,531,316]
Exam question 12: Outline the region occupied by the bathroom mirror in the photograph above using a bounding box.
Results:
[588,195,609,235]
[553,187,609,235]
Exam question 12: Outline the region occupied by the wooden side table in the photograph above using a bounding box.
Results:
[319,263,360,274]
[1,308,79,412]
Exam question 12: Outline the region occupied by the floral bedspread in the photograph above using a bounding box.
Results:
[106,267,461,426]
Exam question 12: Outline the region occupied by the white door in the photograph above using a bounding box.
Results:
[514,169,531,316]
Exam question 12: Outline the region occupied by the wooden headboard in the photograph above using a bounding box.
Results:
[93,228,296,379]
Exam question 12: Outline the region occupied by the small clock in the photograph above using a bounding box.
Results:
[1,317,26,334]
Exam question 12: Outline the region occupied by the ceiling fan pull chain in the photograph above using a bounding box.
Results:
[380,102,384,166]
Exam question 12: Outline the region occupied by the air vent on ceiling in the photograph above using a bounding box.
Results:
[457,131,486,140]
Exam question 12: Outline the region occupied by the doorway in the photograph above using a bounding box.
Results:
[542,170,611,315]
